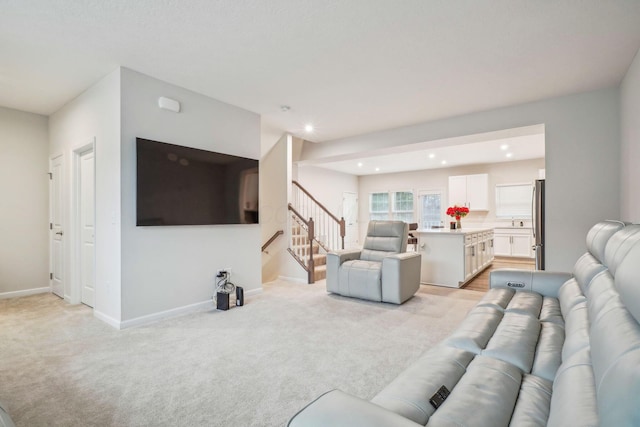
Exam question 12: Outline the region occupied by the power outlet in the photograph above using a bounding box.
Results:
[216,268,232,278]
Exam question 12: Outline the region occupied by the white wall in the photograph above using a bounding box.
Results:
[0,107,49,297]
[358,158,544,238]
[302,88,620,272]
[621,47,640,222]
[120,68,261,321]
[260,134,306,282]
[48,70,122,322]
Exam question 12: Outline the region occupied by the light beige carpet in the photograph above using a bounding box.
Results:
[0,280,484,427]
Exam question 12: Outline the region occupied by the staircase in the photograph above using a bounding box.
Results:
[291,223,327,281]
[287,181,345,283]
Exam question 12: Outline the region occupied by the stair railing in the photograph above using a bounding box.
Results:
[261,230,284,253]
[291,180,345,252]
[287,204,315,284]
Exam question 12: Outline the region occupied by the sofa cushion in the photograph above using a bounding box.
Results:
[561,301,590,361]
[475,287,514,311]
[547,348,598,427]
[442,306,503,354]
[539,297,564,326]
[505,291,543,318]
[425,356,522,427]
[338,260,382,301]
[557,278,586,318]
[371,345,474,425]
[482,312,541,373]
[531,321,564,382]
[572,253,607,294]
[509,375,553,427]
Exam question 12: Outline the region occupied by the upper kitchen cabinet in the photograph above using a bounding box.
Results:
[448,173,489,210]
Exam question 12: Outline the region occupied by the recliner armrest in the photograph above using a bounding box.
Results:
[326,250,362,294]
[327,250,362,265]
[490,268,572,298]
[288,390,422,427]
[381,252,421,304]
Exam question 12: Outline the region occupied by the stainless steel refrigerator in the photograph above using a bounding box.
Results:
[532,179,545,270]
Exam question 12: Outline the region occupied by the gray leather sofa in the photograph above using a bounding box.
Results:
[0,401,16,427]
[289,220,640,426]
[326,220,421,304]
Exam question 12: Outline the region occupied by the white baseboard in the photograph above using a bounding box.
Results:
[94,287,264,330]
[94,310,122,329]
[0,286,50,300]
[119,299,215,329]
[277,275,308,284]
[245,287,263,297]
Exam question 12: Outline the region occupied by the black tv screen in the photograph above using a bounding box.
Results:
[136,138,259,226]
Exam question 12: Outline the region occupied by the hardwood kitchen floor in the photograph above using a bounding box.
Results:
[462,257,535,292]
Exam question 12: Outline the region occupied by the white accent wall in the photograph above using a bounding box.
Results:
[302,88,620,272]
[120,68,261,321]
[48,69,121,322]
[0,107,49,298]
[621,47,640,222]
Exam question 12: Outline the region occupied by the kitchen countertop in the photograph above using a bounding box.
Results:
[416,227,494,235]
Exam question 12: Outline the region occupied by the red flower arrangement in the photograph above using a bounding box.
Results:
[446,205,470,220]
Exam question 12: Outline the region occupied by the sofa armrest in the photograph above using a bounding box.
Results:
[490,268,572,298]
[0,401,16,427]
[288,390,422,427]
[381,252,421,304]
[326,250,362,293]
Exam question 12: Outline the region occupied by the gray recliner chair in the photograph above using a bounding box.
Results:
[326,221,421,304]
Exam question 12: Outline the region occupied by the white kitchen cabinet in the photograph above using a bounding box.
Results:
[417,228,494,287]
[493,228,533,258]
[448,174,489,211]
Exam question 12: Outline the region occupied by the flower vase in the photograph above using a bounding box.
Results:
[456,218,461,229]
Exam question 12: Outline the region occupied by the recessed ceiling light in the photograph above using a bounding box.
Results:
[304,124,314,133]
[375,167,380,172]
[428,153,435,159]
[506,152,513,158]
[500,144,509,151]
[441,160,447,165]
[357,162,363,168]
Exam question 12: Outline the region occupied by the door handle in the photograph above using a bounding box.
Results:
[56,231,64,236]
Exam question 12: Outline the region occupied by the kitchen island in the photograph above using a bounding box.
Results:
[415,227,494,288]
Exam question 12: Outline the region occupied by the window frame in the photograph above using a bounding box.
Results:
[495,183,533,219]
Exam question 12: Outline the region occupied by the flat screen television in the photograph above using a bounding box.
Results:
[136,138,259,226]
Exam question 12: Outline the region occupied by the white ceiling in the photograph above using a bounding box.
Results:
[2,1,640,143]
[300,125,545,175]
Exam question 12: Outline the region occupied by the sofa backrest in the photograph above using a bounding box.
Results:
[361,221,408,262]
[585,220,626,263]
[588,239,640,427]
[603,224,640,276]
[573,220,626,293]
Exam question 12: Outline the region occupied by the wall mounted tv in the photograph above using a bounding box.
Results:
[136,138,259,226]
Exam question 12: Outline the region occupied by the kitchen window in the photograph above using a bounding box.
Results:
[369,191,414,222]
[495,184,533,218]
[418,190,443,228]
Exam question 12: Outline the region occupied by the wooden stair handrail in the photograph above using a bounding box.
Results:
[292,180,342,223]
[292,180,346,249]
[262,230,284,252]
[288,204,309,226]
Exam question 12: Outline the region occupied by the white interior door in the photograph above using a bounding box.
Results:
[342,192,358,249]
[80,149,95,307]
[50,155,64,298]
